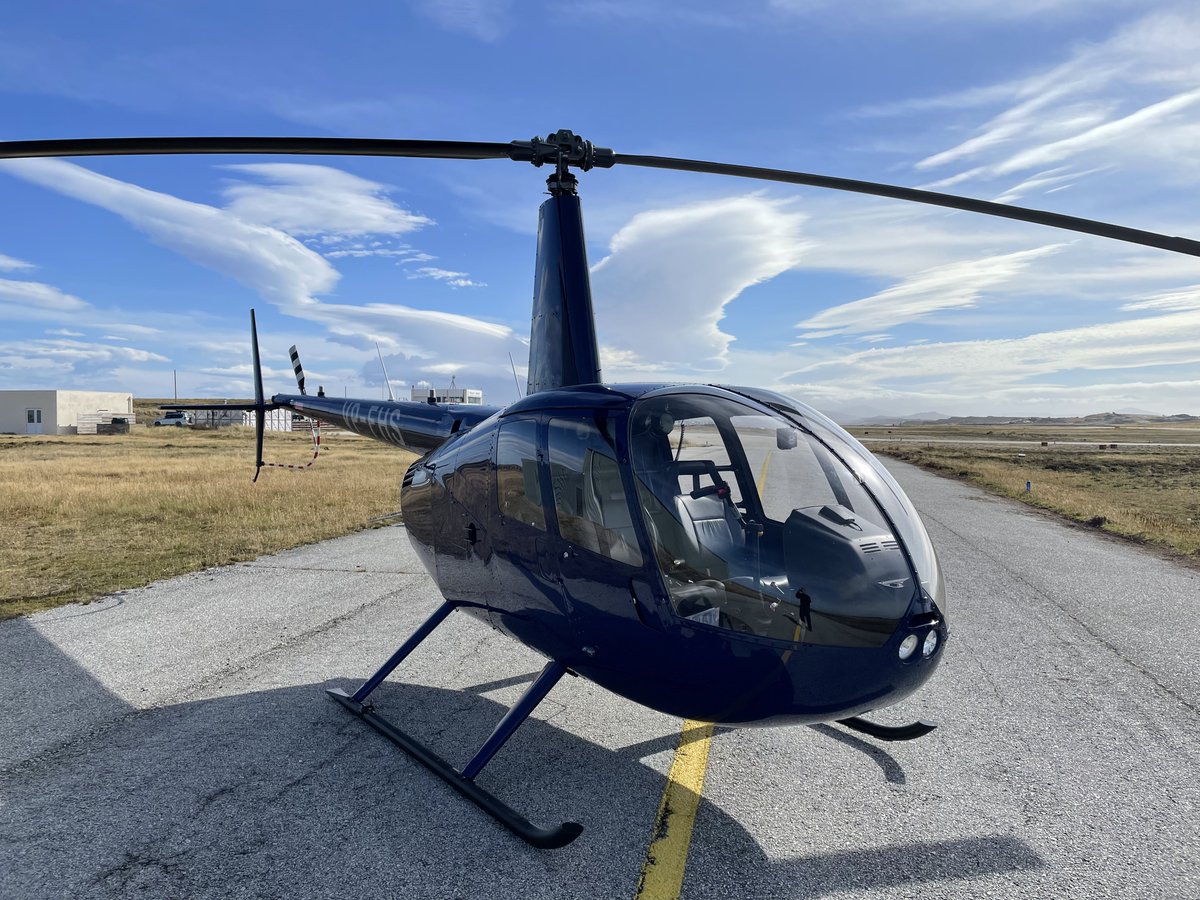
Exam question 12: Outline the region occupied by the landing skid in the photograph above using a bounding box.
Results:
[326,601,582,849]
[836,716,938,742]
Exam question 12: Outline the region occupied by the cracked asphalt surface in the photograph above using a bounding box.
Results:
[1,460,1197,899]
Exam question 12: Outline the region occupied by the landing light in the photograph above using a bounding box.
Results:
[922,630,939,658]
[898,634,919,660]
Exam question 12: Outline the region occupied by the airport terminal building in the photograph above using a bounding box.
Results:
[0,390,134,435]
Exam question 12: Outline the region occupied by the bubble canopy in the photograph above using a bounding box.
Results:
[628,390,943,649]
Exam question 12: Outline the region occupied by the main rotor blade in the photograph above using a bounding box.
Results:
[614,154,1200,259]
[0,136,514,161]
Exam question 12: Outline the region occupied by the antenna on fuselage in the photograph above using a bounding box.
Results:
[375,342,395,401]
[508,352,524,399]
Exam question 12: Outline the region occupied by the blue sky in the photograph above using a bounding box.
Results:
[2,0,1199,417]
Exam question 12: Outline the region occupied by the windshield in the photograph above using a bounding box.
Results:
[629,392,919,648]
[723,386,946,612]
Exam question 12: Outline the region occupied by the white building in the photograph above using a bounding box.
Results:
[409,378,484,405]
[0,390,134,435]
[241,408,293,432]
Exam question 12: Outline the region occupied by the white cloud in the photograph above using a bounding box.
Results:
[0,158,339,314]
[907,10,1200,189]
[591,195,809,372]
[790,309,1200,388]
[992,87,1200,177]
[0,158,522,400]
[0,277,91,320]
[1121,284,1200,312]
[222,164,432,237]
[0,252,34,271]
[407,266,486,288]
[795,244,1066,337]
[771,0,1144,23]
[0,337,169,365]
[413,0,512,41]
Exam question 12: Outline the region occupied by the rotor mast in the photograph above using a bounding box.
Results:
[521,130,608,395]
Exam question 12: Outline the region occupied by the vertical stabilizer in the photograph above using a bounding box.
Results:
[526,190,602,394]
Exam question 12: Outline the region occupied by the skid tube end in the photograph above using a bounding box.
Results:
[836,716,939,742]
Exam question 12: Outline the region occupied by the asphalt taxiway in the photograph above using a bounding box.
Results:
[1,460,1197,899]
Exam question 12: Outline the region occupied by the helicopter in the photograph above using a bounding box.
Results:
[5,131,1199,849]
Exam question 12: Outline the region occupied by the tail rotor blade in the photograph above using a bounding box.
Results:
[250,309,265,408]
[250,309,266,480]
[289,344,306,396]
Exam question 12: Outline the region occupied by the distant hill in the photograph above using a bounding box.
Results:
[847,411,1200,426]
[850,411,953,425]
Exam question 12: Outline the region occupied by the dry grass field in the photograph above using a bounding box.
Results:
[0,426,416,620]
[858,426,1200,562]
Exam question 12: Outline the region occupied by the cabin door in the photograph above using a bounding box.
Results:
[544,414,653,639]
[25,409,43,435]
[488,417,577,659]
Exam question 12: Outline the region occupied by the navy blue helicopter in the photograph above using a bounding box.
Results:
[5,131,1198,848]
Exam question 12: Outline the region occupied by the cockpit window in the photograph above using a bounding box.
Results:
[630,393,917,648]
[547,416,642,566]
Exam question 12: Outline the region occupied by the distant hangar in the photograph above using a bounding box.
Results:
[0,390,134,435]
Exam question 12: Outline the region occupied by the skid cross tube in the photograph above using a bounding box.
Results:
[327,603,582,848]
[837,716,938,742]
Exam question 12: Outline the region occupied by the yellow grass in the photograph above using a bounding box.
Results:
[0,426,416,620]
[876,442,1200,560]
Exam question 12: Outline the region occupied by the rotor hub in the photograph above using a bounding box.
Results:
[508,129,615,174]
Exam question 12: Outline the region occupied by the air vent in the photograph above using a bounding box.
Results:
[860,537,899,554]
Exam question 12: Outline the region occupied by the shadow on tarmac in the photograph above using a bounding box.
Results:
[0,618,1042,899]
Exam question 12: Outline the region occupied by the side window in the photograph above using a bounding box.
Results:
[547,416,643,567]
[496,419,545,531]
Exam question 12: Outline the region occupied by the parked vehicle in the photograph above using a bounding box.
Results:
[152,411,193,427]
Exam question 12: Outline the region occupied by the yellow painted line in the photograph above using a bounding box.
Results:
[632,447,772,897]
[633,721,714,900]
[756,449,773,494]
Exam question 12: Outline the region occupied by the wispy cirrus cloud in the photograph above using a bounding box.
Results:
[789,308,1200,387]
[0,251,34,271]
[413,0,513,41]
[905,10,1200,190]
[1120,284,1200,313]
[795,244,1067,337]
[407,266,486,288]
[771,0,1144,20]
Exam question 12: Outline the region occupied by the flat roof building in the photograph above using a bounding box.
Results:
[409,384,484,405]
[0,390,134,435]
